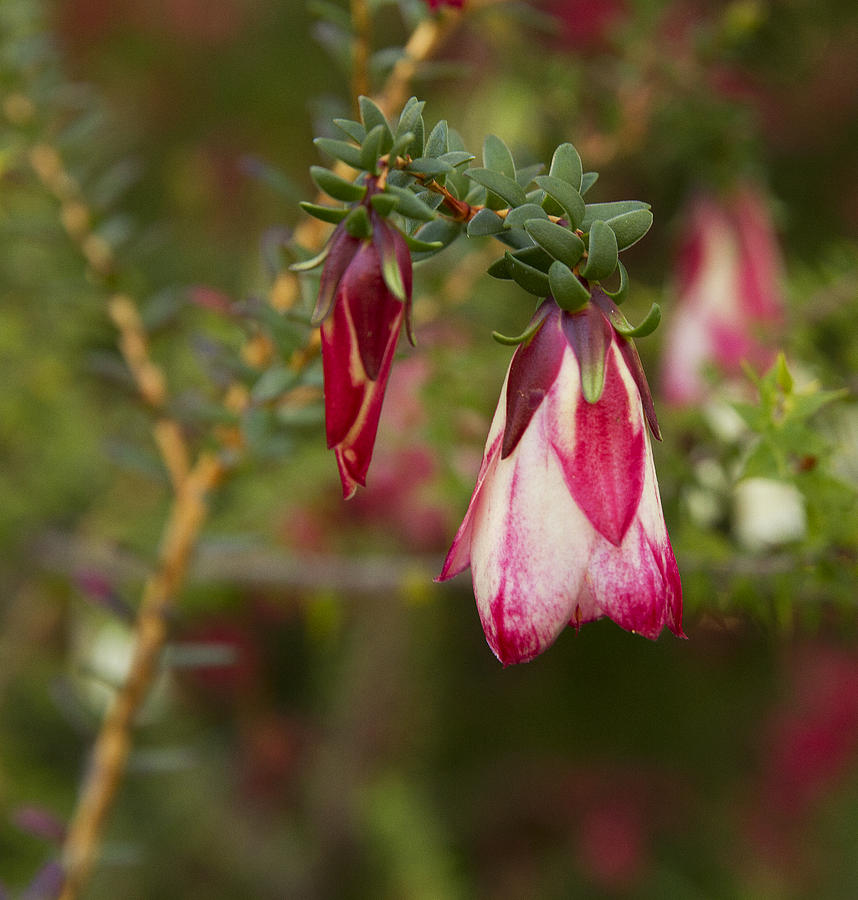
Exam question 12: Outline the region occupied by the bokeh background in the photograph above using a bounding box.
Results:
[3,0,858,896]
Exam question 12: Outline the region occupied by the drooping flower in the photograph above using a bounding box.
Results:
[660,185,784,406]
[314,197,413,499]
[438,295,683,665]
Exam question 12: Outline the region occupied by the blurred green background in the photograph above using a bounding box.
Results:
[2,0,858,896]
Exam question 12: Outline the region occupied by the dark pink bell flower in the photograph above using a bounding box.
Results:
[315,205,413,499]
[660,186,784,406]
[438,296,683,665]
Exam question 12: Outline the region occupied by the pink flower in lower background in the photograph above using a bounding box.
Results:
[660,185,784,406]
[315,209,412,499]
[438,296,683,665]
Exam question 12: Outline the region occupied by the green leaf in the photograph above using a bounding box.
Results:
[606,208,654,251]
[332,118,366,143]
[314,137,363,169]
[370,193,399,216]
[289,244,331,272]
[504,203,549,229]
[487,256,513,279]
[402,232,444,252]
[581,201,650,231]
[533,175,585,229]
[360,124,388,172]
[775,352,793,393]
[492,312,550,346]
[483,134,516,179]
[359,96,392,139]
[299,201,350,224]
[396,97,425,156]
[549,260,590,311]
[406,157,455,176]
[344,204,372,238]
[385,185,438,221]
[467,208,505,236]
[411,218,462,257]
[310,166,367,203]
[610,302,661,337]
[602,259,629,303]
[439,151,474,167]
[505,251,551,296]
[581,172,598,195]
[515,162,545,188]
[548,142,583,191]
[389,130,416,162]
[464,168,527,208]
[423,120,448,157]
[523,219,585,268]
[580,220,618,281]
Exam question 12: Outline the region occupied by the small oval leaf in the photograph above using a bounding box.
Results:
[580,219,619,281]
[386,185,438,221]
[524,219,585,268]
[299,201,349,224]
[606,208,654,250]
[581,200,649,231]
[505,251,551,296]
[533,175,585,229]
[423,119,448,157]
[464,168,527,208]
[313,137,363,169]
[310,166,366,203]
[483,134,516,179]
[549,260,590,311]
[467,207,506,236]
[549,142,583,191]
[504,203,549,229]
[370,193,398,216]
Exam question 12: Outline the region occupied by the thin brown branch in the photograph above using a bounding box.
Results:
[58,451,226,900]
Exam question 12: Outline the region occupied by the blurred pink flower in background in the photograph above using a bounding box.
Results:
[660,185,785,406]
[424,0,465,10]
[542,0,627,50]
[748,644,858,870]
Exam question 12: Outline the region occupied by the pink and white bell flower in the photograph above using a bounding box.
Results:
[314,206,413,499]
[438,294,683,665]
[660,185,785,406]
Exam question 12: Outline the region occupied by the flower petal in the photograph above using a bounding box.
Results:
[584,434,684,638]
[469,408,598,665]
[502,301,564,459]
[341,242,402,381]
[438,374,510,581]
[549,337,646,547]
[313,225,361,324]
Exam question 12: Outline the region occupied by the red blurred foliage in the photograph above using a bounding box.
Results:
[542,0,627,51]
[747,644,858,871]
[58,0,260,47]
